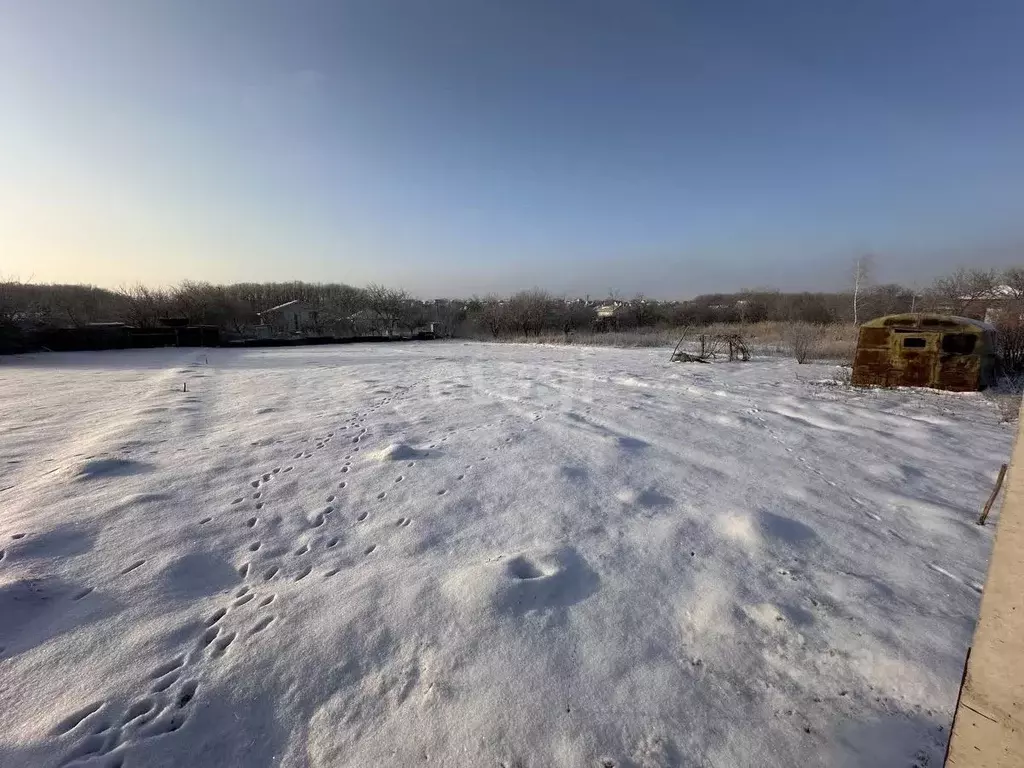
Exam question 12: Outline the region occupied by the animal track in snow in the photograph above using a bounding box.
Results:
[120,560,145,575]
[327,537,339,548]
[338,481,347,488]
[250,616,276,635]
[252,491,262,499]
[357,511,368,522]
[255,502,264,510]
[151,670,181,693]
[456,475,465,481]
[395,476,404,483]
[198,627,220,650]
[73,587,94,600]
[176,681,198,708]
[234,586,250,598]
[250,480,259,488]
[210,631,236,657]
[311,514,326,528]
[396,518,411,527]
[233,592,255,607]
[149,656,185,680]
[198,516,212,525]
[324,568,340,578]
[364,544,377,555]
[246,516,257,527]
[294,543,310,556]
[262,565,279,581]
[340,466,350,474]
[283,466,293,473]
[295,566,312,581]
[258,593,276,607]
[437,489,448,496]
[238,562,250,577]
[232,498,243,504]
[54,702,104,734]
[205,608,227,626]
[326,494,336,502]
[122,698,156,726]
[248,541,261,552]
[377,492,387,500]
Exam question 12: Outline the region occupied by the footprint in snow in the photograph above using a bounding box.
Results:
[250,616,275,635]
[120,560,145,575]
[210,632,236,657]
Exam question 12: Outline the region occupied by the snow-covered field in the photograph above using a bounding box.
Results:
[0,343,1014,768]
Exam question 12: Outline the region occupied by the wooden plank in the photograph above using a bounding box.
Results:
[946,409,1024,766]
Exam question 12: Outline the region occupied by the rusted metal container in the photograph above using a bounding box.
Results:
[851,313,997,391]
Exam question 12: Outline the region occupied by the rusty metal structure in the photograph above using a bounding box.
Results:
[852,313,996,391]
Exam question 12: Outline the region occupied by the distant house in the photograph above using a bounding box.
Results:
[256,300,319,337]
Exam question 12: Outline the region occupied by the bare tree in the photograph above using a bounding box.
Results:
[927,267,999,316]
[365,283,407,335]
[851,255,874,325]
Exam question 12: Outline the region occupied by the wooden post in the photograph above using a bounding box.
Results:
[978,463,1009,526]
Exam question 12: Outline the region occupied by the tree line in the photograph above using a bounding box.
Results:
[0,265,1018,342]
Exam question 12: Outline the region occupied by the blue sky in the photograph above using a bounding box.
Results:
[1,1,1022,298]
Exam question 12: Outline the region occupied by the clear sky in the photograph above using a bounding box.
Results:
[2,1,1022,298]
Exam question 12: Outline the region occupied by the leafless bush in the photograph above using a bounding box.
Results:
[786,323,824,364]
[986,372,1024,422]
[996,319,1024,375]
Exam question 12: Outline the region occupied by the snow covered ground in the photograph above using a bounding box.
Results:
[0,342,1014,768]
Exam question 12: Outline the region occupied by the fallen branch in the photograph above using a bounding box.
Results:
[978,463,1009,526]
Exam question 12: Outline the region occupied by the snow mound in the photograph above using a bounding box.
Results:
[445,547,600,618]
[372,443,422,462]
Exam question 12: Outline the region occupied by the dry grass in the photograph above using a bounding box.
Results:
[986,373,1024,423]
[481,322,858,362]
